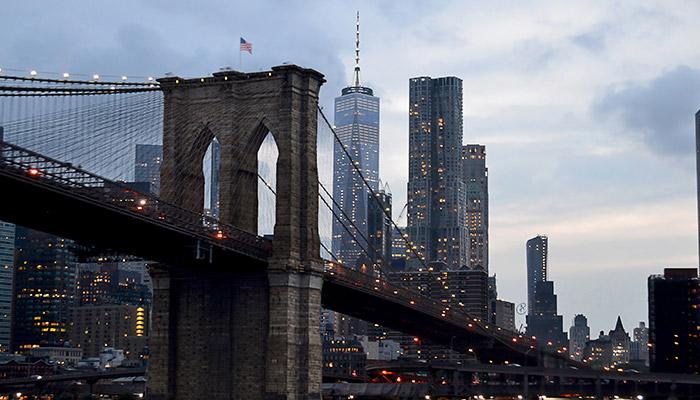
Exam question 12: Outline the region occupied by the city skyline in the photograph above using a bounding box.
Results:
[2,1,700,335]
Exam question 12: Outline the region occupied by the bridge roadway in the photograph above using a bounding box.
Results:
[325,361,700,399]
[0,140,562,365]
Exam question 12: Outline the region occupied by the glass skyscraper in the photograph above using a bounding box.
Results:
[331,14,380,268]
[406,76,466,270]
[13,227,76,351]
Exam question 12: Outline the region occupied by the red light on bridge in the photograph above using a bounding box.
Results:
[28,168,39,176]
[216,231,224,239]
[413,337,420,343]
[512,338,517,342]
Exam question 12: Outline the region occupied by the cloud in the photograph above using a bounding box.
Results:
[592,65,700,157]
[571,31,605,52]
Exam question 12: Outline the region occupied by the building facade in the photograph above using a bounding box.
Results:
[569,314,590,362]
[631,321,649,365]
[70,304,149,359]
[527,280,568,349]
[134,144,162,195]
[331,78,380,269]
[526,235,548,315]
[462,144,488,271]
[391,227,408,271]
[0,222,13,352]
[397,263,488,321]
[12,228,76,351]
[366,186,392,269]
[648,268,700,373]
[407,76,466,270]
[609,316,631,367]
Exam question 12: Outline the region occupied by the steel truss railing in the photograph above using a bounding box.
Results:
[0,140,271,261]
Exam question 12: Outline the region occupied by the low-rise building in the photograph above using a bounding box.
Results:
[29,346,82,366]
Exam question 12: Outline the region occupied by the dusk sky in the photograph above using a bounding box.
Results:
[3,1,700,336]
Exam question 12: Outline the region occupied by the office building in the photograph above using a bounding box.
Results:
[70,304,149,359]
[322,336,366,380]
[583,331,612,369]
[331,13,380,269]
[526,235,548,315]
[12,227,76,351]
[569,314,590,362]
[609,316,631,366]
[366,185,392,268]
[631,321,649,365]
[487,275,514,330]
[491,299,515,331]
[527,281,568,349]
[463,144,488,271]
[407,76,466,270]
[0,222,13,351]
[391,227,408,271]
[76,261,151,306]
[134,144,162,195]
[648,268,700,373]
[397,262,488,321]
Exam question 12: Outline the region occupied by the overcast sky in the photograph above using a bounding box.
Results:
[3,0,700,336]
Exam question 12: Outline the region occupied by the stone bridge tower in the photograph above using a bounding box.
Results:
[150,65,325,400]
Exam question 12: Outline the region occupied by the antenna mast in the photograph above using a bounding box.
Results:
[354,11,361,86]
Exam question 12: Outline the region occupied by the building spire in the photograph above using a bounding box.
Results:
[354,10,361,86]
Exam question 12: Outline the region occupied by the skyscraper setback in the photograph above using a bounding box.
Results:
[406,76,466,270]
[331,12,380,268]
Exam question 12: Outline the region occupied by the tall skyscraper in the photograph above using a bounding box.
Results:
[526,235,548,315]
[463,144,488,271]
[12,227,76,351]
[648,268,700,373]
[569,314,590,362]
[134,144,162,196]
[407,76,466,270]
[332,12,380,268]
[0,221,14,351]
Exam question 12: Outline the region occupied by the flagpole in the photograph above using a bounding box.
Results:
[239,49,242,71]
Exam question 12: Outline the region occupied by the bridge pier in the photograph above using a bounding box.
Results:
[150,65,325,400]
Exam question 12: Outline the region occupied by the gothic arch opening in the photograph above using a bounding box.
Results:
[203,137,221,220]
[257,132,278,237]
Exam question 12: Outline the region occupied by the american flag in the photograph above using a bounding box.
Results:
[240,37,252,54]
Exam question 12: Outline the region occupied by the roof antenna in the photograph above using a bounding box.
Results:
[354,10,361,86]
